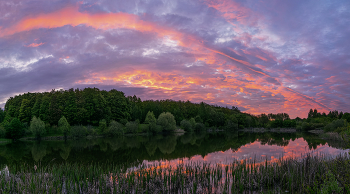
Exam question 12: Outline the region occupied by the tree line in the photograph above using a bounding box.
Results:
[1,87,348,141]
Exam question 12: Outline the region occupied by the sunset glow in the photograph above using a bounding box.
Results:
[1,0,349,118]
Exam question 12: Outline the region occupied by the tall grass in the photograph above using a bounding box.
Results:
[1,153,350,193]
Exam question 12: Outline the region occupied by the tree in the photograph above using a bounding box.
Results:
[157,112,176,132]
[30,116,45,140]
[145,111,157,132]
[180,119,193,132]
[99,119,107,134]
[31,97,42,118]
[39,96,50,123]
[0,108,5,123]
[18,99,31,123]
[105,120,124,136]
[58,116,70,139]
[126,121,139,134]
[342,113,350,123]
[6,118,24,141]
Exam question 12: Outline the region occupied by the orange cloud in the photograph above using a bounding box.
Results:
[25,42,45,47]
[1,5,329,117]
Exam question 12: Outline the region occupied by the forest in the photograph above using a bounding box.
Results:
[0,87,349,140]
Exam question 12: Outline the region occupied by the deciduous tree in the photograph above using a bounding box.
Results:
[30,116,46,140]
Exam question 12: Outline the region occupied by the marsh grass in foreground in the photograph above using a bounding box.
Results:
[1,153,350,193]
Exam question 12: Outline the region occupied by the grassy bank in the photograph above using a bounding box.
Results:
[1,153,350,193]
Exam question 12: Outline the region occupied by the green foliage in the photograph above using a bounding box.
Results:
[157,112,176,132]
[86,125,97,136]
[139,124,149,133]
[324,119,347,132]
[145,111,156,124]
[0,108,4,123]
[0,126,5,138]
[194,123,205,131]
[105,120,124,137]
[31,97,41,118]
[39,96,50,123]
[58,116,70,138]
[119,118,128,126]
[225,120,238,131]
[126,121,139,134]
[6,118,24,141]
[301,122,315,131]
[145,111,157,133]
[18,99,31,123]
[98,119,107,134]
[320,171,342,194]
[342,113,350,123]
[71,125,87,138]
[180,119,193,132]
[29,116,45,140]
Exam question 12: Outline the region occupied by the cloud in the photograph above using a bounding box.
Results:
[0,0,349,118]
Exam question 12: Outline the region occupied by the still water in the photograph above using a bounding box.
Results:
[0,132,348,168]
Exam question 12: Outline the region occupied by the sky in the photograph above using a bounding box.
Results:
[0,0,349,118]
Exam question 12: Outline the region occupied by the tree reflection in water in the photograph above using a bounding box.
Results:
[0,132,347,167]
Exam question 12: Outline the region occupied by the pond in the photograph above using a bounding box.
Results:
[0,132,348,169]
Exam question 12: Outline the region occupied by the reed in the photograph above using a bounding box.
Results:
[1,153,349,193]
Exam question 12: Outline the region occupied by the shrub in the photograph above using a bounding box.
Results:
[324,119,347,132]
[126,121,139,134]
[301,122,315,131]
[189,118,196,129]
[105,120,124,137]
[180,119,193,132]
[51,125,60,134]
[71,125,87,138]
[0,126,5,138]
[194,123,205,131]
[99,119,107,134]
[45,123,51,134]
[86,125,97,136]
[157,112,176,132]
[139,124,149,133]
[119,119,128,126]
[30,116,46,140]
[6,118,24,141]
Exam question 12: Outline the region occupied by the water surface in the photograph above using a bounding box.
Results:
[0,132,348,169]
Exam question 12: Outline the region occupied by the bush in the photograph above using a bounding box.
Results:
[45,123,51,134]
[86,125,97,136]
[126,121,139,134]
[105,120,124,137]
[71,125,87,138]
[139,124,149,133]
[6,118,25,141]
[194,123,205,131]
[0,126,5,138]
[324,119,347,132]
[180,119,193,132]
[157,112,176,132]
[99,119,107,134]
[119,119,128,126]
[51,125,61,134]
[30,116,46,140]
[189,118,196,129]
[301,122,314,131]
